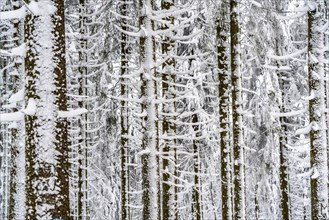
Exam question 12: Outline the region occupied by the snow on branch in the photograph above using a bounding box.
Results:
[275,11,307,20]
[1,106,88,122]
[249,0,261,7]
[0,44,26,57]
[113,24,141,37]
[21,98,37,115]
[149,7,191,20]
[0,112,24,122]
[263,64,291,71]
[0,99,36,122]
[295,121,319,135]
[271,108,306,117]
[26,0,57,16]
[268,47,307,60]
[301,90,315,101]
[8,89,24,103]
[58,108,88,118]
[0,6,26,20]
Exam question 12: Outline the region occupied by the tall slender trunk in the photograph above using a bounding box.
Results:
[8,1,24,218]
[24,9,37,219]
[192,114,201,220]
[120,0,129,219]
[161,0,176,219]
[278,75,290,220]
[307,2,328,219]
[216,1,232,219]
[53,0,70,217]
[77,0,88,218]
[139,0,158,219]
[230,0,245,219]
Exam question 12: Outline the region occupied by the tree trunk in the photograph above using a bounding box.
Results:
[216,1,232,219]
[230,0,245,219]
[24,9,37,220]
[307,2,328,219]
[192,114,201,220]
[25,0,70,218]
[120,0,129,219]
[77,0,88,218]
[161,0,176,219]
[139,0,158,219]
[8,0,25,218]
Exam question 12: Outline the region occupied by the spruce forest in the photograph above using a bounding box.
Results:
[0,0,329,219]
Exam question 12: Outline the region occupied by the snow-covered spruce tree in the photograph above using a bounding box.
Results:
[307,1,328,219]
[112,0,143,218]
[24,0,70,219]
[66,0,113,218]
[269,2,312,219]
[264,1,291,218]
[240,1,298,218]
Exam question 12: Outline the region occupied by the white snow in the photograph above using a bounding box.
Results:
[21,98,37,115]
[0,112,24,122]
[295,121,320,135]
[58,108,88,118]
[2,103,17,109]
[276,11,307,20]
[0,6,26,20]
[250,0,261,7]
[271,108,306,117]
[27,0,57,16]
[268,47,307,60]
[8,121,18,129]
[9,89,25,103]
[307,1,317,11]
[0,44,26,57]
[11,43,26,57]
[301,90,315,101]
[311,168,319,179]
